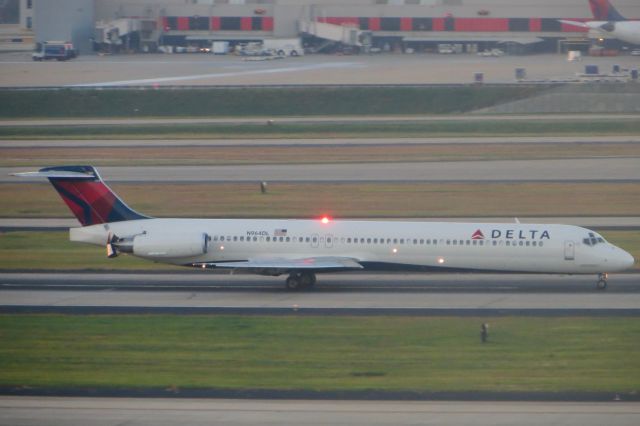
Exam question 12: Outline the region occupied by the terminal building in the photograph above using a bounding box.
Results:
[9,0,640,54]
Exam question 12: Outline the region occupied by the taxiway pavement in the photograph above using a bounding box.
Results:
[0,397,638,426]
[2,135,639,148]
[4,158,640,183]
[2,53,640,86]
[2,273,639,313]
[2,216,639,231]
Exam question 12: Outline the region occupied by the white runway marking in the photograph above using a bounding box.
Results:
[69,62,363,87]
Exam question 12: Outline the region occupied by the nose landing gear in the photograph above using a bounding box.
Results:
[596,273,608,290]
[285,272,316,291]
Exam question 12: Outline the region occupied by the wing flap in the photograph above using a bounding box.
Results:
[196,256,363,272]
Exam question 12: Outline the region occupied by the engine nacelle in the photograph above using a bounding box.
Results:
[600,21,615,32]
[133,232,210,259]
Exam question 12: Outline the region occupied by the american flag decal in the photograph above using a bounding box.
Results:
[274,229,288,237]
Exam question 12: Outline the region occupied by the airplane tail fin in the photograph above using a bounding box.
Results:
[589,0,627,21]
[13,165,149,226]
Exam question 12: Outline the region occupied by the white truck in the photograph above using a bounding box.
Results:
[262,38,304,57]
[212,41,230,55]
[32,41,77,61]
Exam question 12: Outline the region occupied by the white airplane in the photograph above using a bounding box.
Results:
[560,0,640,45]
[14,165,634,291]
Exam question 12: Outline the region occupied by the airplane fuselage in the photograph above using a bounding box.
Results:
[71,218,633,275]
[587,21,640,45]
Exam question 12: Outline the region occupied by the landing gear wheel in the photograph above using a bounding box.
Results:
[300,272,316,289]
[285,274,303,291]
[285,272,316,291]
[596,273,608,291]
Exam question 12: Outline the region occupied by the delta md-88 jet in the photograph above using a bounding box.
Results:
[15,166,634,291]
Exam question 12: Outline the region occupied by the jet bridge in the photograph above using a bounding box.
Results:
[298,20,369,51]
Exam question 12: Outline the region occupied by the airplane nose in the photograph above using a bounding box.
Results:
[621,251,635,270]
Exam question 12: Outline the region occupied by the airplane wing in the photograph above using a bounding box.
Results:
[195,256,364,274]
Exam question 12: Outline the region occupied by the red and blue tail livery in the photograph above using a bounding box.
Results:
[589,0,627,21]
[18,165,148,226]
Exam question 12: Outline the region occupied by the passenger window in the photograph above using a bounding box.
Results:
[347,238,351,243]
[286,237,290,242]
[373,238,378,244]
[312,237,317,243]
[533,241,537,246]
[213,236,218,241]
[253,236,257,242]
[233,236,238,242]
[306,237,310,243]
[400,239,405,244]
[393,239,398,244]
[519,241,523,246]
[539,242,544,247]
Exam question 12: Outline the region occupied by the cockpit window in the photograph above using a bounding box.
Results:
[583,232,606,247]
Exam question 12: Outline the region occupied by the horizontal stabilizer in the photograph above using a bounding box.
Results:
[12,170,95,180]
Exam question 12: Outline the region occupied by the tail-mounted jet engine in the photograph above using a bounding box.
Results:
[107,232,210,259]
[600,21,616,32]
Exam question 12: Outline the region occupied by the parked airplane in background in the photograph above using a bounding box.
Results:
[560,0,640,45]
[14,166,634,291]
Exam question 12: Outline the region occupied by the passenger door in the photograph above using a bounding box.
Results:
[564,240,575,261]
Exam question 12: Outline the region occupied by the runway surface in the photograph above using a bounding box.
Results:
[2,135,639,148]
[2,273,639,313]
[1,397,638,426]
[4,158,640,183]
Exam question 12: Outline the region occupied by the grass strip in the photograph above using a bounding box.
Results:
[3,182,640,219]
[0,230,637,271]
[2,142,639,167]
[0,86,543,118]
[0,315,638,392]
[3,119,640,139]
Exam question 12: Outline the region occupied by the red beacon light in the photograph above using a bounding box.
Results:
[320,216,331,224]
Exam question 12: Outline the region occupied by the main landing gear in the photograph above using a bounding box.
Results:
[596,273,608,291]
[285,272,316,291]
